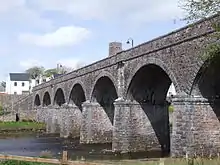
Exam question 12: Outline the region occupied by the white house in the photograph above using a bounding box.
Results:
[6,73,31,95]
[29,75,51,92]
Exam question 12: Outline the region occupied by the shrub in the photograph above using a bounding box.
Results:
[168,105,174,113]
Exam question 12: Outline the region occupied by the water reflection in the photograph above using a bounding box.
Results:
[0,133,167,161]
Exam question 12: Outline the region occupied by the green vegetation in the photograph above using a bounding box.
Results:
[0,160,53,165]
[0,105,10,116]
[168,105,174,113]
[0,121,45,131]
[180,0,220,62]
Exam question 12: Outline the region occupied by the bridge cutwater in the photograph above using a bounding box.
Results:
[29,14,220,157]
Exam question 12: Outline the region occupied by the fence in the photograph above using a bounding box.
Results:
[0,151,104,165]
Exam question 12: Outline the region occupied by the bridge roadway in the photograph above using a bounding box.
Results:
[32,14,220,157]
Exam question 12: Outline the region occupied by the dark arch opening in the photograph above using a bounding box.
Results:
[43,92,51,106]
[69,84,86,111]
[34,94,41,106]
[191,54,220,122]
[54,88,65,106]
[91,76,118,124]
[127,64,172,154]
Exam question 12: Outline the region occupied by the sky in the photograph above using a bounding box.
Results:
[0,0,187,81]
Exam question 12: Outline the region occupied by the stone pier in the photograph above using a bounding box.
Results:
[113,99,170,153]
[80,100,113,144]
[171,96,220,157]
[59,104,82,138]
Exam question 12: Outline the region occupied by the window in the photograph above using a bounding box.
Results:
[43,79,46,82]
[22,82,25,87]
[36,80,39,84]
[14,82,17,86]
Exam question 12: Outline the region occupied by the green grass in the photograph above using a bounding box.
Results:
[0,121,45,131]
[0,160,53,165]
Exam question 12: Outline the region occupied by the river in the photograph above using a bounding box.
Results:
[0,133,166,161]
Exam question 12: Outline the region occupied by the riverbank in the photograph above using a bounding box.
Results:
[1,158,220,165]
[0,121,46,133]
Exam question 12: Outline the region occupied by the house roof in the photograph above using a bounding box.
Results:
[9,73,30,81]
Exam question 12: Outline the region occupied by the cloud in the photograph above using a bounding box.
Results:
[0,0,25,12]
[57,58,87,70]
[32,0,184,23]
[0,1,53,31]
[18,26,91,47]
[19,59,44,70]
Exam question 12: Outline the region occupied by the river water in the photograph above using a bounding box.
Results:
[0,133,166,161]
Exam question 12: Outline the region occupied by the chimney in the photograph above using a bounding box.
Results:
[108,42,122,57]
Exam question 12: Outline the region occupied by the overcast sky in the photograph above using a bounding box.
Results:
[0,0,187,81]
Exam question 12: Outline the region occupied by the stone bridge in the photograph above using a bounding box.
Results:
[32,14,220,157]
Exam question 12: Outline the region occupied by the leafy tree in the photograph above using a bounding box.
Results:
[26,66,45,79]
[44,68,59,77]
[180,0,220,61]
[180,0,220,22]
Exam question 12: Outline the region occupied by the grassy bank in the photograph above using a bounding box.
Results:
[0,121,46,132]
[0,160,52,165]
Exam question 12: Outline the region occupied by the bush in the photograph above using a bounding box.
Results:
[22,119,34,122]
[168,105,174,113]
[0,104,3,112]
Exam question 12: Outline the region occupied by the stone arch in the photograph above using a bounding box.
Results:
[54,88,66,106]
[34,94,41,106]
[43,91,51,106]
[190,56,220,98]
[89,71,118,99]
[126,57,180,96]
[90,73,118,124]
[69,83,86,111]
[190,54,220,102]
[68,80,88,100]
[125,61,175,154]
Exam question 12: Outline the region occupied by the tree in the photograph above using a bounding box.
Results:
[180,0,220,22]
[180,0,220,61]
[44,68,59,77]
[26,66,45,79]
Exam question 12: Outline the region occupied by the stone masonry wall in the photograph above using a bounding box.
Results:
[171,96,220,157]
[113,99,170,153]
[36,104,82,138]
[0,93,28,108]
[80,101,113,144]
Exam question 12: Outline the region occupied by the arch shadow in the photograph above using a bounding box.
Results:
[43,92,51,106]
[54,88,65,106]
[69,83,86,111]
[34,94,41,106]
[91,75,118,124]
[190,55,220,122]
